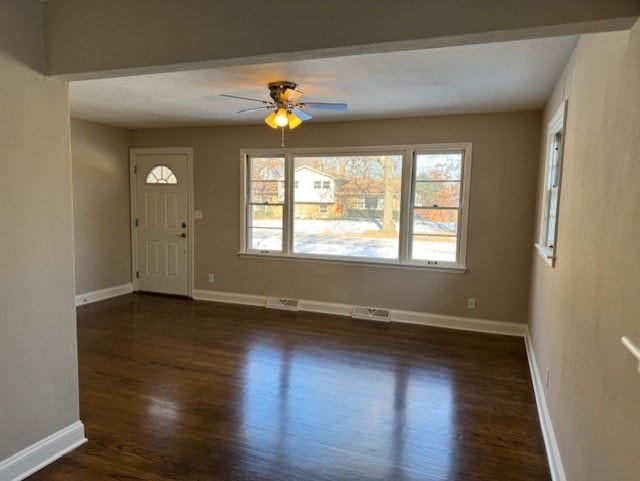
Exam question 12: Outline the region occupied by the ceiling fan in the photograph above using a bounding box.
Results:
[221,81,348,130]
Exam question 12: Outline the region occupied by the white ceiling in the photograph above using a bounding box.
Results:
[70,36,578,129]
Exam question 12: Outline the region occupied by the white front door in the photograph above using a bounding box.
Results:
[133,151,191,296]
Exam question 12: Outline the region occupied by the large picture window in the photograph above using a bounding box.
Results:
[292,155,402,260]
[241,144,472,270]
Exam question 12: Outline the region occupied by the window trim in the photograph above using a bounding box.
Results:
[240,143,473,270]
[536,100,568,267]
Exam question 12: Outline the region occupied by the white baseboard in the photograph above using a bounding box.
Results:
[192,289,526,337]
[0,421,86,481]
[524,328,567,481]
[75,283,133,306]
[393,308,526,336]
[193,289,265,307]
[295,298,353,317]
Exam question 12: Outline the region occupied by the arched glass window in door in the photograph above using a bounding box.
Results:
[145,165,178,184]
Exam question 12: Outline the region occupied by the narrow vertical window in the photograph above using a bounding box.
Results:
[536,100,567,267]
[410,151,464,266]
[545,131,562,247]
[246,156,285,252]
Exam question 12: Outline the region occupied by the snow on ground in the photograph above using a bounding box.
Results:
[250,219,456,261]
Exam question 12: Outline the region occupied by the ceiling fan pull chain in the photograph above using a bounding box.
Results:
[281,127,285,148]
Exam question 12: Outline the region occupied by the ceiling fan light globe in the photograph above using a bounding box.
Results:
[264,112,278,129]
[287,111,303,129]
[274,108,289,127]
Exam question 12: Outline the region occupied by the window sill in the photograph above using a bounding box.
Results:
[238,252,467,273]
[535,243,556,267]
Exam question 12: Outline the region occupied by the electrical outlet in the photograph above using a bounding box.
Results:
[208,273,215,283]
[467,298,476,310]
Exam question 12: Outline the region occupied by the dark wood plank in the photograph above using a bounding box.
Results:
[28,294,550,481]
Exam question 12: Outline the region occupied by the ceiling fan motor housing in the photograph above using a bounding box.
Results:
[268,81,299,102]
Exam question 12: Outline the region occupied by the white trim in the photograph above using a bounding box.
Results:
[129,153,138,290]
[534,243,556,266]
[394,308,526,336]
[237,252,467,273]
[458,143,473,268]
[524,328,567,481]
[240,143,472,156]
[193,289,265,307]
[300,299,354,317]
[192,289,526,337]
[75,283,133,306]
[621,336,640,374]
[0,421,86,481]
[130,147,195,297]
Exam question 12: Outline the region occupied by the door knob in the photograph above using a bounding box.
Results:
[176,232,187,238]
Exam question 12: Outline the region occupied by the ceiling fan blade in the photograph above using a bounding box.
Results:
[220,94,271,104]
[299,102,348,111]
[292,108,312,121]
[282,88,303,102]
[237,106,273,114]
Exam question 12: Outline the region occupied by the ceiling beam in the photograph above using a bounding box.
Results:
[43,0,639,80]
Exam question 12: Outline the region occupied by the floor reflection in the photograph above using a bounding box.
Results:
[241,341,453,480]
[146,394,181,424]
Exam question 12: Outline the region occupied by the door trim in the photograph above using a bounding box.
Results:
[129,147,194,297]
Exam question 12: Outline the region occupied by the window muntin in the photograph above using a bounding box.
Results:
[243,144,472,269]
[145,165,177,184]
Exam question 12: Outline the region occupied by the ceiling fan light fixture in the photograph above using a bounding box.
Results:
[274,108,289,127]
[287,111,302,129]
[223,81,347,143]
[264,112,278,129]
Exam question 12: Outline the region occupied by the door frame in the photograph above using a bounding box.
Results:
[129,147,195,297]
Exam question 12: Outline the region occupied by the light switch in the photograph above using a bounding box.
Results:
[194,210,203,220]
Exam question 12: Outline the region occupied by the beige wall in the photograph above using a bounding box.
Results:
[43,0,638,78]
[131,112,541,323]
[0,0,79,461]
[529,20,640,481]
[71,119,131,295]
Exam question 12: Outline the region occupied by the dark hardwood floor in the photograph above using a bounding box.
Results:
[29,294,550,481]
